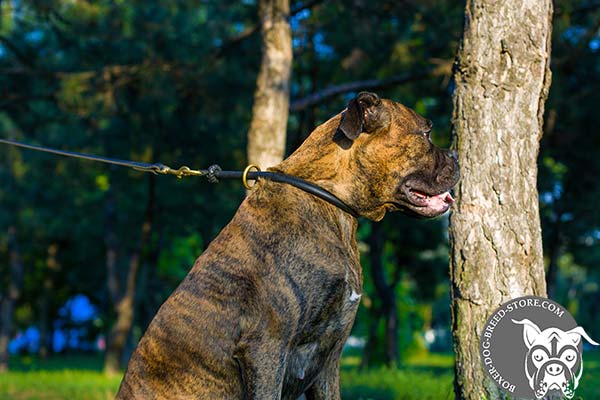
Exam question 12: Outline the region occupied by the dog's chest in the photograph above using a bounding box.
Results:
[282,283,361,398]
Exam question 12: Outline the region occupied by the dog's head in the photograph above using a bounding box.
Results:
[275,92,460,220]
[512,318,599,399]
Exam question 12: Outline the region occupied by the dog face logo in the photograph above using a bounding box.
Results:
[512,319,599,399]
[480,296,598,399]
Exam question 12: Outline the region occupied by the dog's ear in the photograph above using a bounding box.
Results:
[512,319,542,349]
[338,92,390,140]
[565,326,600,346]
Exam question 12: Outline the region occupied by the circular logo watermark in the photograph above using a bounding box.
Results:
[480,296,598,399]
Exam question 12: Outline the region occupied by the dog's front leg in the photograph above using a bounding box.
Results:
[304,355,342,400]
[234,337,288,400]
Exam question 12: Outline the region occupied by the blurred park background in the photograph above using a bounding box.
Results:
[0,0,599,399]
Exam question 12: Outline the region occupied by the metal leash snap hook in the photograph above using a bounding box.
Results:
[242,164,261,190]
[175,166,191,179]
[166,165,204,179]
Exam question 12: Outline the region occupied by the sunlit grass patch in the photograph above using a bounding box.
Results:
[0,370,121,400]
[0,351,597,400]
[341,367,454,400]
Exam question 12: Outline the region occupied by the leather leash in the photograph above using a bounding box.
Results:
[0,138,360,218]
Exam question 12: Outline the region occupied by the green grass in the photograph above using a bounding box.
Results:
[0,354,120,400]
[1,351,598,399]
[341,367,454,400]
[1,370,121,400]
[340,353,454,400]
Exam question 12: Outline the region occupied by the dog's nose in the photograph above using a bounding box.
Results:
[546,363,564,376]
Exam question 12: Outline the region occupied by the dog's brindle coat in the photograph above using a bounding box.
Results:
[117,92,459,399]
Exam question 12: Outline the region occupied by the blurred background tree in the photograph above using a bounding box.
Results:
[0,0,598,391]
[246,0,292,169]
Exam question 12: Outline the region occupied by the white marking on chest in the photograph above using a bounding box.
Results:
[349,290,362,302]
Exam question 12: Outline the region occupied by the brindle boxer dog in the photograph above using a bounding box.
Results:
[117,92,459,399]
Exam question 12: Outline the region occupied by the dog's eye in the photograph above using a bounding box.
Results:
[566,354,574,361]
[534,354,543,361]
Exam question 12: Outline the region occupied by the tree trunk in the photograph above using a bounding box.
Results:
[0,226,24,373]
[449,1,553,399]
[367,222,399,367]
[104,175,156,375]
[545,212,562,298]
[39,243,60,359]
[104,296,135,375]
[246,0,292,169]
[360,309,381,369]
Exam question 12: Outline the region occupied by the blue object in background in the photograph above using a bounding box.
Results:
[8,294,99,354]
[58,294,97,324]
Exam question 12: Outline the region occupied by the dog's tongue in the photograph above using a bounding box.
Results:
[424,191,454,211]
[443,192,455,203]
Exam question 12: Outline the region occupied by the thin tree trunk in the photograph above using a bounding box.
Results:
[545,213,562,299]
[543,109,561,299]
[105,186,120,305]
[103,185,121,375]
[0,226,24,372]
[130,224,162,362]
[449,1,553,399]
[39,243,60,359]
[246,0,292,169]
[360,309,381,369]
[383,295,398,366]
[104,175,156,375]
[368,222,399,366]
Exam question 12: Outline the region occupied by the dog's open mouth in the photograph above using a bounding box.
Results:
[409,188,454,205]
[389,184,455,218]
[394,165,459,218]
[406,187,454,213]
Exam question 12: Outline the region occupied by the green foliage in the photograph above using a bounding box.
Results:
[158,233,202,284]
[0,0,256,337]
[538,0,600,340]
[0,0,598,391]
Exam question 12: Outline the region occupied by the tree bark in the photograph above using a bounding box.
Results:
[246,0,292,169]
[449,1,553,399]
[0,226,24,373]
[104,175,156,375]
